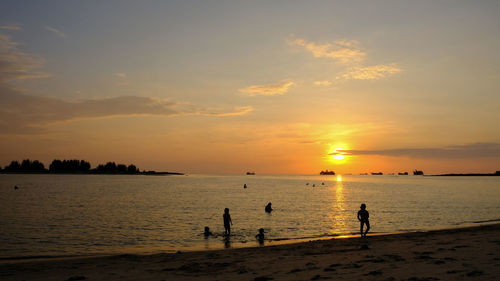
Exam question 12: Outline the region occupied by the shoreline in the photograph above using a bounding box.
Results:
[1,222,499,263]
[1,223,499,280]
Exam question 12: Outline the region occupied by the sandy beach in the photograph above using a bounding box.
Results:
[1,224,499,281]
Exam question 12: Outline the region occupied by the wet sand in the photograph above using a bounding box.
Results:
[1,224,499,281]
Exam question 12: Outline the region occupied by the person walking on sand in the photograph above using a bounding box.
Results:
[357,203,370,237]
[223,208,233,235]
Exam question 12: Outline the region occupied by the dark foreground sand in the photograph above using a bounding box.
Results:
[1,224,499,281]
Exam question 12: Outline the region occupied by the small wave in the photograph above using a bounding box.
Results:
[473,218,500,223]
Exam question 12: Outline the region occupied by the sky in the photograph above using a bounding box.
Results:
[1,0,499,174]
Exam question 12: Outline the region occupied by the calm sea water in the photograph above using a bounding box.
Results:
[0,174,499,258]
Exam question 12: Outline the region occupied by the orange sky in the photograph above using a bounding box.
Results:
[1,1,499,174]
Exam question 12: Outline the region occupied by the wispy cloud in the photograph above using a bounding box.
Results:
[239,80,295,96]
[334,143,500,158]
[340,64,401,80]
[0,90,253,134]
[200,106,253,117]
[0,25,22,31]
[290,38,365,64]
[313,80,332,87]
[44,25,66,38]
[290,36,402,82]
[0,33,50,82]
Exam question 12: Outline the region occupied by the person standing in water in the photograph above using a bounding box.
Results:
[265,202,273,213]
[357,203,370,237]
[223,208,233,235]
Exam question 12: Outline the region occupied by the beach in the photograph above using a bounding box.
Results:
[1,223,499,281]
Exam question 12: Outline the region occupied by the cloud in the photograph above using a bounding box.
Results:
[201,106,254,117]
[239,80,295,96]
[114,73,127,78]
[0,33,50,82]
[340,64,401,80]
[334,143,500,158]
[0,90,253,134]
[290,38,365,64]
[289,36,402,81]
[44,25,66,38]
[314,80,332,87]
[0,25,22,31]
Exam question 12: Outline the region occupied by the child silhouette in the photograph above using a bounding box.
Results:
[357,203,370,237]
[255,228,265,245]
[223,208,233,235]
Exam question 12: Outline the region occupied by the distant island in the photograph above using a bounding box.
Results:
[246,172,255,175]
[0,159,183,175]
[320,170,335,175]
[433,171,500,177]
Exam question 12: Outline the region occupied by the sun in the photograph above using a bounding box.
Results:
[328,147,348,163]
[333,154,344,160]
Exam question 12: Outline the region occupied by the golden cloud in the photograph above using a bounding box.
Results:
[313,80,332,86]
[291,38,365,64]
[341,64,401,80]
[239,80,295,96]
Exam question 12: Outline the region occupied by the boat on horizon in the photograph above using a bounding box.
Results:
[319,170,335,175]
[413,170,424,175]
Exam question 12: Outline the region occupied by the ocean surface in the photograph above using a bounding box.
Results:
[0,174,499,258]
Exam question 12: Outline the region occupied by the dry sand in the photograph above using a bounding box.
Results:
[1,224,499,281]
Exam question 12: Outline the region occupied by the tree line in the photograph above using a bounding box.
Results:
[1,159,140,174]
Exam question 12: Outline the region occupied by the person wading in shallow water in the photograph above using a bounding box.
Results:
[357,203,370,237]
[223,208,232,235]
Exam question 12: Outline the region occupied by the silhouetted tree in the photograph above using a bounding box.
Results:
[3,159,46,172]
[127,164,138,174]
[117,164,127,174]
[4,160,21,171]
[49,159,91,173]
[80,160,91,172]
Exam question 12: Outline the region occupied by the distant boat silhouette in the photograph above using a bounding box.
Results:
[413,170,424,175]
[371,172,383,175]
[246,172,255,175]
[398,172,408,175]
[319,170,335,175]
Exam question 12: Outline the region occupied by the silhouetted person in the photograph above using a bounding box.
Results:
[357,203,370,237]
[312,184,316,187]
[265,202,273,213]
[255,228,265,245]
[223,208,232,235]
[322,182,325,185]
[14,185,19,190]
[244,184,247,189]
[203,226,213,237]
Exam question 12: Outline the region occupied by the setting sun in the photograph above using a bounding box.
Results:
[330,148,347,162]
[333,154,345,160]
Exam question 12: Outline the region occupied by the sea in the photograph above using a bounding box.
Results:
[0,174,499,259]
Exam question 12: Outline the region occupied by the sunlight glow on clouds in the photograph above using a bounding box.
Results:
[291,37,366,64]
[336,143,500,158]
[239,80,295,96]
[314,80,332,86]
[0,33,50,82]
[340,64,401,80]
[0,25,22,31]
[290,36,402,81]
[0,91,253,134]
